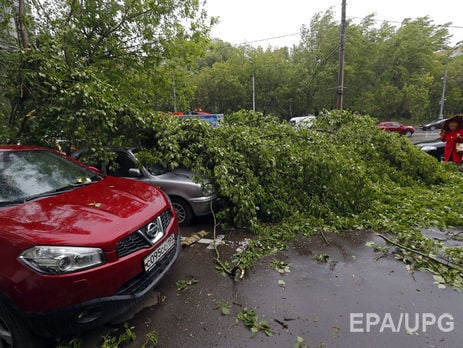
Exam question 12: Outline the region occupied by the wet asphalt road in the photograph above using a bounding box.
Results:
[71,129,452,348]
[410,129,440,145]
[76,216,463,348]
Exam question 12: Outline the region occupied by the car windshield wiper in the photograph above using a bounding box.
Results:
[0,176,102,207]
[44,175,102,195]
[0,198,30,207]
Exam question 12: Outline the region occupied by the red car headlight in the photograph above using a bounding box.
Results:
[19,246,106,274]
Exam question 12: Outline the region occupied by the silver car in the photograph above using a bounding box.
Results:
[72,148,215,224]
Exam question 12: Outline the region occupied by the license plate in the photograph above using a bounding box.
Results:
[143,234,176,272]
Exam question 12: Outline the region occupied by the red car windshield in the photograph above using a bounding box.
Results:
[0,150,99,204]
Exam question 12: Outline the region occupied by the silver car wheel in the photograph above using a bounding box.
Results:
[171,197,193,224]
[173,202,186,223]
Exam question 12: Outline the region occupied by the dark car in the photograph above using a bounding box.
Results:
[378,122,415,136]
[416,141,445,161]
[420,119,447,131]
[72,148,215,224]
[0,145,180,346]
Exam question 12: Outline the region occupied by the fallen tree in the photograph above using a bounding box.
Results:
[138,109,463,287]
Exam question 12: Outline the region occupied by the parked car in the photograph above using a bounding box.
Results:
[72,148,215,224]
[416,140,445,161]
[289,115,316,128]
[420,119,447,131]
[0,145,180,346]
[378,122,415,136]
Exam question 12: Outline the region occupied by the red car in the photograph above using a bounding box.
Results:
[378,122,415,136]
[0,146,180,346]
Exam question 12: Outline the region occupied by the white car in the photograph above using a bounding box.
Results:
[289,115,316,128]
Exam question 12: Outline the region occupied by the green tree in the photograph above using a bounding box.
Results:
[191,11,455,121]
[2,0,212,147]
[192,44,250,113]
[374,17,448,119]
[251,47,292,116]
[290,10,340,115]
[430,53,463,119]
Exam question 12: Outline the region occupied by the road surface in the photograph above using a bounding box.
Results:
[76,219,463,348]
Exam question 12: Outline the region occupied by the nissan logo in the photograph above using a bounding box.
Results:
[145,217,163,239]
[146,222,157,239]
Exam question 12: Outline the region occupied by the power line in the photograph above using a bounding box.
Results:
[348,16,463,29]
[229,16,463,47]
[234,32,300,46]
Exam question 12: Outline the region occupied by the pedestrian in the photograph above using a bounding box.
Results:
[440,120,463,163]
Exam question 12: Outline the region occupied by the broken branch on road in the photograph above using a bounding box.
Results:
[376,233,463,272]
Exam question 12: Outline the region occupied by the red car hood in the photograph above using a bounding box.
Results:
[0,176,168,251]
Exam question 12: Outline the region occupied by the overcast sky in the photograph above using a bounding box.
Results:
[206,0,463,47]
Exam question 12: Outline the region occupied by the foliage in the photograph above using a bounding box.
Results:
[56,338,81,348]
[140,110,447,227]
[176,278,198,291]
[236,307,273,336]
[101,323,136,348]
[57,323,137,348]
[367,230,463,290]
[214,300,232,315]
[314,253,330,263]
[192,11,455,121]
[270,260,291,274]
[139,109,463,288]
[1,0,212,148]
[2,6,461,146]
[293,336,309,348]
[141,330,159,348]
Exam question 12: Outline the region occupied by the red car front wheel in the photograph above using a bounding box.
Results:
[0,300,45,348]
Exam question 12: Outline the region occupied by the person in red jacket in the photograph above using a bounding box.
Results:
[440,120,463,163]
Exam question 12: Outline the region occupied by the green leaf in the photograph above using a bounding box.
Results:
[176,279,198,291]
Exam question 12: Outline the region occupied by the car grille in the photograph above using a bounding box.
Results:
[116,210,173,258]
[116,236,178,296]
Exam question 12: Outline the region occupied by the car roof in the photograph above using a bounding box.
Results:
[0,145,50,151]
[290,115,316,121]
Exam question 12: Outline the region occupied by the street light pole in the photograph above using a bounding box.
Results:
[172,77,177,113]
[244,52,256,111]
[438,62,449,120]
[438,40,463,120]
[336,0,347,110]
[252,69,256,112]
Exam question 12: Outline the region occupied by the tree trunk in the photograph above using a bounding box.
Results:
[10,0,30,137]
[17,0,29,49]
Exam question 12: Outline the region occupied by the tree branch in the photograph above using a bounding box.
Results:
[376,233,463,273]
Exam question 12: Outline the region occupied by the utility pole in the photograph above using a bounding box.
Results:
[172,82,177,113]
[438,41,463,120]
[252,69,256,111]
[245,52,256,111]
[336,0,346,110]
[438,62,449,120]
[171,73,177,113]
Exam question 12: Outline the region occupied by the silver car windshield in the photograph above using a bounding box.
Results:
[131,149,168,176]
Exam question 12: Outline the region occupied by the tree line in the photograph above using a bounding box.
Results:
[192,11,463,122]
[0,2,462,148]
